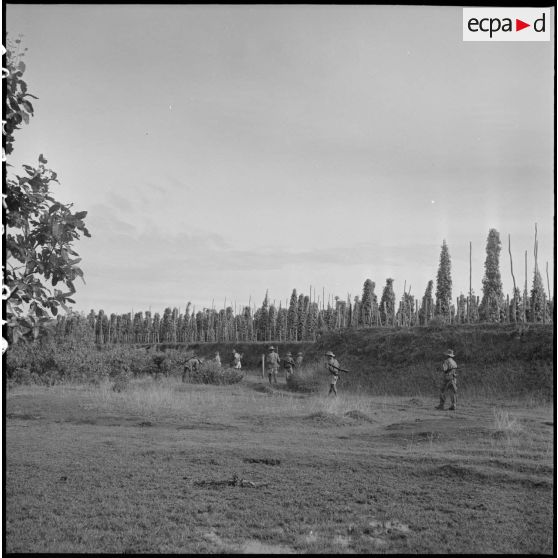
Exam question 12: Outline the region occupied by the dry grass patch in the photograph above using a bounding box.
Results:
[492,409,523,433]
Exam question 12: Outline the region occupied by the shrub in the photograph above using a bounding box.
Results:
[12,367,34,385]
[5,343,32,377]
[150,352,171,377]
[106,346,152,377]
[108,354,131,377]
[5,338,126,384]
[186,361,244,385]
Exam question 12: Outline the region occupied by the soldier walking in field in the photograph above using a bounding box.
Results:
[182,354,204,382]
[325,350,348,396]
[295,352,304,368]
[436,349,458,411]
[214,351,221,367]
[266,346,280,385]
[283,351,296,380]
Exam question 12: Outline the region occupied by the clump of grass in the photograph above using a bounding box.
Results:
[90,377,247,419]
[492,409,522,435]
[112,371,131,393]
[307,393,372,419]
[344,409,374,422]
[110,355,132,392]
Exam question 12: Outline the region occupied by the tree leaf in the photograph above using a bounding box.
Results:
[21,100,33,114]
[49,202,61,214]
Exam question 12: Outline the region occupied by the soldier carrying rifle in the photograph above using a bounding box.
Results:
[283,351,296,380]
[266,346,280,385]
[436,349,458,411]
[325,350,350,396]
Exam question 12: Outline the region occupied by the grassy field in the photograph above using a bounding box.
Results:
[5,368,554,554]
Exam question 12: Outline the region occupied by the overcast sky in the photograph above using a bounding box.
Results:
[6,5,555,314]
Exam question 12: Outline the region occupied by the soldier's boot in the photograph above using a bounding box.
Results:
[268,374,272,385]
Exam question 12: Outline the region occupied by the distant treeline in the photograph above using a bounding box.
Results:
[56,281,552,345]
[55,228,553,344]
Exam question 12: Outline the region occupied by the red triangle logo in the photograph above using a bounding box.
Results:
[516,19,530,31]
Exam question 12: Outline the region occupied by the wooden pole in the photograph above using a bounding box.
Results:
[403,280,407,327]
[534,223,538,273]
[545,262,551,302]
[524,251,528,323]
[508,234,517,323]
[468,241,472,324]
[408,285,412,327]
[546,262,552,319]
[535,229,544,322]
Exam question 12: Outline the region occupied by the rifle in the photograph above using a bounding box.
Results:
[328,363,351,374]
[443,366,465,376]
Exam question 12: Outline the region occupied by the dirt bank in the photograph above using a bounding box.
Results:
[151,323,554,397]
